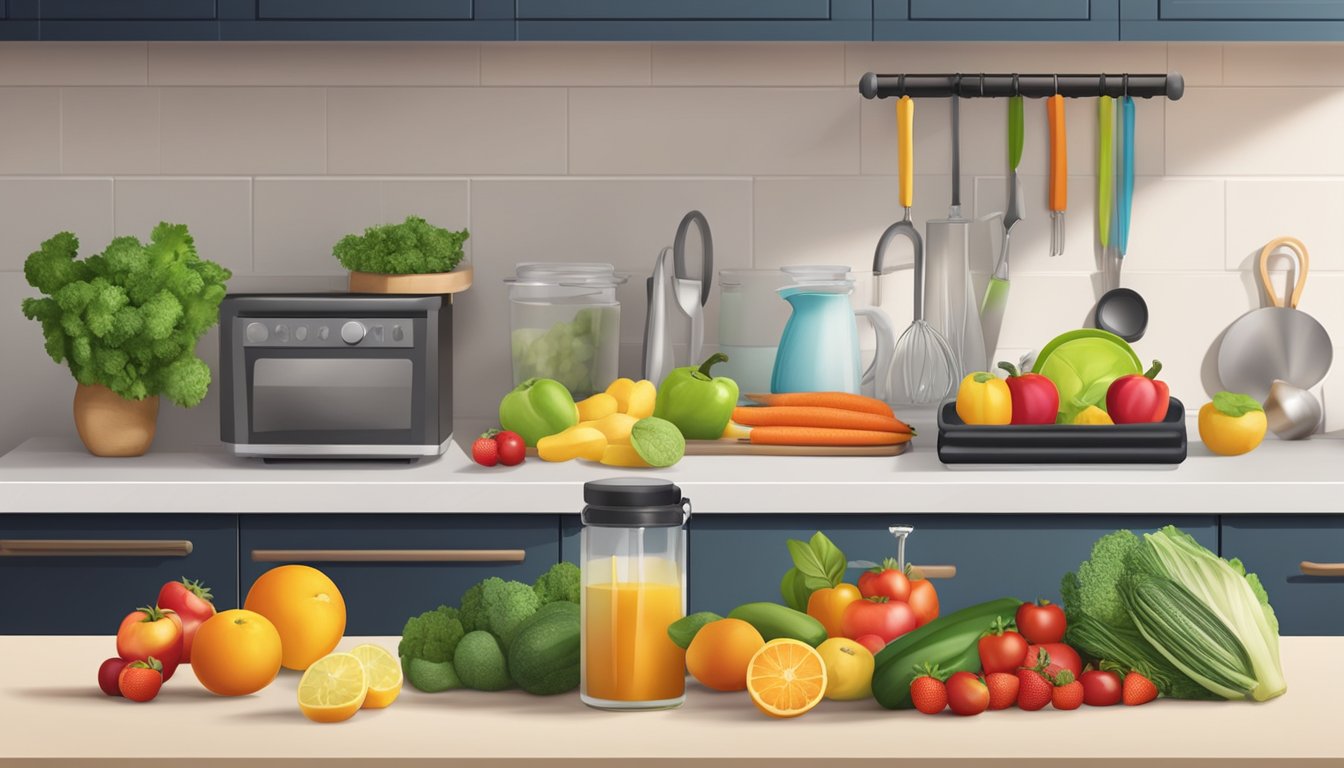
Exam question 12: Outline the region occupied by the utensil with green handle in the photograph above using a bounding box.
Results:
[980,94,1024,362]
[1097,96,1115,250]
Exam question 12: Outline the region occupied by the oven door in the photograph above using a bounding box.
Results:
[229,317,436,457]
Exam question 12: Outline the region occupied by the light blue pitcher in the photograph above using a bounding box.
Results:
[770,277,894,399]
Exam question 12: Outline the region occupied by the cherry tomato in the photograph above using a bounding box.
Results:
[858,559,911,602]
[495,430,526,466]
[1015,599,1067,644]
[945,671,989,716]
[841,597,916,643]
[906,578,940,627]
[116,606,182,682]
[977,617,1029,674]
[854,634,886,655]
[806,583,862,638]
[1025,643,1082,679]
[1080,669,1123,706]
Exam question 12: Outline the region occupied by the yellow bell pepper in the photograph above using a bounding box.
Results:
[537,426,607,462]
[1073,405,1114,425]
[955,372,1012,425]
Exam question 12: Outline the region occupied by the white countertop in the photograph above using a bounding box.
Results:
[1,411,1341,515]
[1,635,1338,765]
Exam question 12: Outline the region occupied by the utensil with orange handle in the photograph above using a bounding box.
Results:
[1047,94,1067,256]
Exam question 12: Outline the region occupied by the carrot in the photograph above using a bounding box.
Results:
[749,427,914,447]
[745,391,895,419]
[733,406,914,434]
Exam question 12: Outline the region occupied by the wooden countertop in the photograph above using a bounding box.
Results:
[1,635,1338,766]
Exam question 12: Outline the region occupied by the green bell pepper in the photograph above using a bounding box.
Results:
[498,378,579,447]
[652,353,740,441]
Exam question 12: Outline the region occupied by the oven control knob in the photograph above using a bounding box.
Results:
[340,321,366,345]
[245,322,269,343]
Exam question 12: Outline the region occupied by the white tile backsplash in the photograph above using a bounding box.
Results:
[3,40,1344,449]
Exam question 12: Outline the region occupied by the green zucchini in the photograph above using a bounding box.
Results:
[871,597,1022,709]
[727,602,828,647]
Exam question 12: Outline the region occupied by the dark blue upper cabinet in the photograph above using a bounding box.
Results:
[877,0,1119,40]
[37,0,220,39]
[1122,0,1344,38]
[516,0,872,40]
[220,0,514,39]
[0,0,39,40]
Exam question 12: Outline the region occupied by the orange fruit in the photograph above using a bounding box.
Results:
[746,638,828,718]
[685,618,765,692]
[244,565,347,670]
[190,609,283,696]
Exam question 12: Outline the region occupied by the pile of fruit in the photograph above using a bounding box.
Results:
[94,566,401,723]
[398,562,582,696]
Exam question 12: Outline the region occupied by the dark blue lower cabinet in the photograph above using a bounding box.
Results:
[1221,516,1344,635]
[238,514,561,635]
[0,514,239,634]
[687,514,1217,617]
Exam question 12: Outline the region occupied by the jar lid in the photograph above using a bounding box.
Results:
[505,262,628,287]
[582,478,689,527]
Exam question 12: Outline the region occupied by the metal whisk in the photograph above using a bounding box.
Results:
[892,236,960,405]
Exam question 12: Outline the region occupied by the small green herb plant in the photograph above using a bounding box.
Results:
[20,223,231,408]
[333,216,468,275]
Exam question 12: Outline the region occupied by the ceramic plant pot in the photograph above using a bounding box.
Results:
[72,383,159,457]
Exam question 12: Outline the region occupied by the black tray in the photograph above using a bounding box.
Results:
[937,398,1188,465]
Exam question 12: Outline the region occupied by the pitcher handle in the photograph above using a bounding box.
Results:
[856,306,896,403]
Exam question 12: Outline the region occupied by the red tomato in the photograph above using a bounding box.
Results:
[1015,599,1067,644]
[858,559,911,602]
[977,618,1029,674]
[945,671,990,716]
[854,634,887,655]
[157,578,216,662]
[116,606,183,682]
[97,657,128,697]
[841,597,916,643]
[495,431,526,466]
[1024,643,1082,679]
[906,578,940,627]
[1080,669,1123,706]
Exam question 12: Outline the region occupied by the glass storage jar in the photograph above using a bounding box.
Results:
[505,263,626,399]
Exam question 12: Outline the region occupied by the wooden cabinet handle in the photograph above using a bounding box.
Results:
[1300,561,1344,577]
[0,539,193,557]
[251,549,526,563]
[913,565,956,579]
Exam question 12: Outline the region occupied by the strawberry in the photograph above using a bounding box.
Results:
[1050,669,1084,711]
[909,663,949,715]
[985,672,1019,710]
[471,432,499,467]
[1016,649,1053,711]
[1123,671,1159,706]
[118,657,163,703]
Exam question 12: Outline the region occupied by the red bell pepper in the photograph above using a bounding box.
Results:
[1107,360,1169,424]
[997,362,1059,425]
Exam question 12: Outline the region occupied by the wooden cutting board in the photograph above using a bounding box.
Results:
[683,440,909,457]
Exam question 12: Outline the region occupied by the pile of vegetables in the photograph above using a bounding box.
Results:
[333,216,468,275]
[21,224,231,407]
[399,561,580,696]
[1061,526,1286,702]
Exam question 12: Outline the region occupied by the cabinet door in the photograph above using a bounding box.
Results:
[1122,0,1344,38]
[687,514,1217,616]
[517,0,871,41]
[0,514,239,634]
[239,514,560,635]
[0,0,39,39]
[221,0,514,40]
[1221,516,1344,636]
[36,0,219,39]
[877,0,1119,40]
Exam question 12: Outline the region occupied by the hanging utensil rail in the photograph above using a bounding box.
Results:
[859,72,1184,101]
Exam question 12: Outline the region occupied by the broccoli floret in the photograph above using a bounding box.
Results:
[1059,529,1141,629]
[479,577,541,649]
[533,561,580,606]
[332,216,468,275]
[459,582,486,633]
[398,605,465,664]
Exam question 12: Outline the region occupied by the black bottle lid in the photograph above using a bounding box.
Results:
[582,478,689,528]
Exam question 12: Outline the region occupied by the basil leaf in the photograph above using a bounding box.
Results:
[810,531,847,587]
[1214,391,1264,418]
[786,538,829,580]
[780,568,804,611]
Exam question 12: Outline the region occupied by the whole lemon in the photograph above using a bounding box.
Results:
[190,609,283,696]
[816,637,874,701]
[1199,392,1267,456]
[685,618,765,692]
[244,565,346,670]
